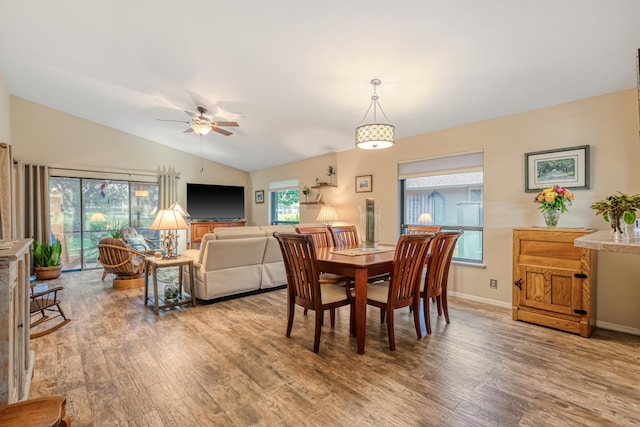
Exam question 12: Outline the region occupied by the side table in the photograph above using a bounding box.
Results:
[144,256,196,315]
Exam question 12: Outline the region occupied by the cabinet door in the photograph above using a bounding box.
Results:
[191,223,212,243]
[518,265,583,316]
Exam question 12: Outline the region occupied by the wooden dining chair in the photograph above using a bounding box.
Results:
[420,230,463,333]
[360,233,434,350]
[328,225,359,247]
[406,225,442,234]
[274,232,353,353]
[295,226,353,317]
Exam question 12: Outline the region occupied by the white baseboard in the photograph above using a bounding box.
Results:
[595,320,640,336]
[449,291,640,336]
[448,291,512,309]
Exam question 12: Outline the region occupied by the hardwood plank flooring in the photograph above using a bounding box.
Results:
[28,270,640,426]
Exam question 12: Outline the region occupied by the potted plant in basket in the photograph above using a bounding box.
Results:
[33,238,62,280]
[590,192,640,239]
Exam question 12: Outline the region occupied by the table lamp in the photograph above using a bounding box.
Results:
[316,205,338,226]
[418,213,433,224]
[150,209,188,258]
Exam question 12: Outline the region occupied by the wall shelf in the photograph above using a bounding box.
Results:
[311,183,337,189]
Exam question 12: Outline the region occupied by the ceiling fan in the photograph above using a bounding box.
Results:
[158,106,239,136]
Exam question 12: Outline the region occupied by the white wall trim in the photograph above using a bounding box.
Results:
[450,291,640,336]
[449,291,511,309]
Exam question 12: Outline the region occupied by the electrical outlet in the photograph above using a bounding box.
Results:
[490,279,497,289]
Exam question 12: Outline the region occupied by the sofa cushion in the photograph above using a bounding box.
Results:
[214,228,267,239]
[259,225,296,235]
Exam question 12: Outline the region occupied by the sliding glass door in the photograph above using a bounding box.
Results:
[50,177,158,271]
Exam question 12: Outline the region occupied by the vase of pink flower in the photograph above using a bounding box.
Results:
[534,185,574,228]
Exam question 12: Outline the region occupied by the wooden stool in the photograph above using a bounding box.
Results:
[0,396,71,426]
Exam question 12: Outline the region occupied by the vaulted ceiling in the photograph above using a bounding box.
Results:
[1,1,639,171]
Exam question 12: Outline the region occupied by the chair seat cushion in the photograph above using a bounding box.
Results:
[126,235,150,251]
[361,281,390,303]
[319,272,350,283]
[321,283,349,305]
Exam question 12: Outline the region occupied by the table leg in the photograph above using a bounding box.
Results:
[354,269,368,354]
[178,264,184,296]
[189,263,196,307]
[153,266,159,315]
[144,264,149,305]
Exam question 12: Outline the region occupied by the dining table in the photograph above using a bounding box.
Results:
[314,245,396,354]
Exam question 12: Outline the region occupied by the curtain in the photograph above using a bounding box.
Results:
[17,162,50,244]
[158,168,179,209]
[0,143,14,239]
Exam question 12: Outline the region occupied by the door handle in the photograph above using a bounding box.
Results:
[513,279,522,290]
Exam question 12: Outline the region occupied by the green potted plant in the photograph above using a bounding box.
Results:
[33,238,62,280]
[590,192,640,238]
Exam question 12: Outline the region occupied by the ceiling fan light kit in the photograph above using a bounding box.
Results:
[159,106,239,137]
[355,79,395,150]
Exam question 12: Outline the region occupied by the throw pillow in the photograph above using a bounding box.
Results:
[127,235,150,251]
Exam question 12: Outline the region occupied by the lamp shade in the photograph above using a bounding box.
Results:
[418,213,433,224]
[316,205,338,223]
[355,123,395,150]
[191,123,211,135]
[89,212,106,222]
[169,202,191,218]
[150,209,188,231]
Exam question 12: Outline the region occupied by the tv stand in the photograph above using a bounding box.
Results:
[189,220,246,248]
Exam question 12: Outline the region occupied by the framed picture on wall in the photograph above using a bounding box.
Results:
[355,175,373,193]
[255,190,264,204]
[524,145,590,192]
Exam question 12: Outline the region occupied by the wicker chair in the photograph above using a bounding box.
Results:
[97,238,147,289]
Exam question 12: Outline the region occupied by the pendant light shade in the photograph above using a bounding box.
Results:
[355,79,395,150]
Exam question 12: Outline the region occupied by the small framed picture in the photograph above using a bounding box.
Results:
[255,190,264,204]
[355,175,373,193]
[524,145,590,192]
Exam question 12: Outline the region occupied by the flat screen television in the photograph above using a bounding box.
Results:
[186,183,245,221]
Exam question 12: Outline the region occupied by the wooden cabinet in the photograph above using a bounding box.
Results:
[189,221,246,248]
[0,239,33,404]
[512,228,597,337]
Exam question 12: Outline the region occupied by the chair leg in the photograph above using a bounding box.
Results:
[442,291,450,324]
[330,308,336,327]
[350,304,355,336]
[101,269,107,280]
[386,308,395,351]
[313,309,323,353]
[412,301,422,339]
[380,308,386,323]
[424,295,432,334]
[286,299,295,338]
[304,308,308,316]
[436,295,443,316]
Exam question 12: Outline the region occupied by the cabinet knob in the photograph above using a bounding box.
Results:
[513,279,522,289]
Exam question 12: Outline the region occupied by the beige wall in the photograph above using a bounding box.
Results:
[250,89,640,333]
[0,72,10,143]
[10,97,250,213]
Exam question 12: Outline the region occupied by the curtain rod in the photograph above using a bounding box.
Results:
[48,166,177,179]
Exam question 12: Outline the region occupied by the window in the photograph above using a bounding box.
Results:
[268,178,300,225]
[50,176,158,271]
[399,152,484,263]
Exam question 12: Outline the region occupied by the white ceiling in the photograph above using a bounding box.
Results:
[1,1,639,172]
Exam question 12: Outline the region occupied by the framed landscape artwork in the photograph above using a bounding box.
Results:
[524,145,590,192]
[355,175,372,193]
[255,190,264,204]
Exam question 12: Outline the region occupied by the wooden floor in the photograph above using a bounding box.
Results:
[29,270,640,427]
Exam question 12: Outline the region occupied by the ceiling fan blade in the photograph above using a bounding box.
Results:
[183,128,194,133]
[212,126,232,136]
[157,119,190,123]
[185,110,197,118]
[213,121,239,127]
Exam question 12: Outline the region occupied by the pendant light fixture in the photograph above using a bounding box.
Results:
[355,79,395,150]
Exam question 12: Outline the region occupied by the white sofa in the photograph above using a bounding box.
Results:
[182,225,296,300]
